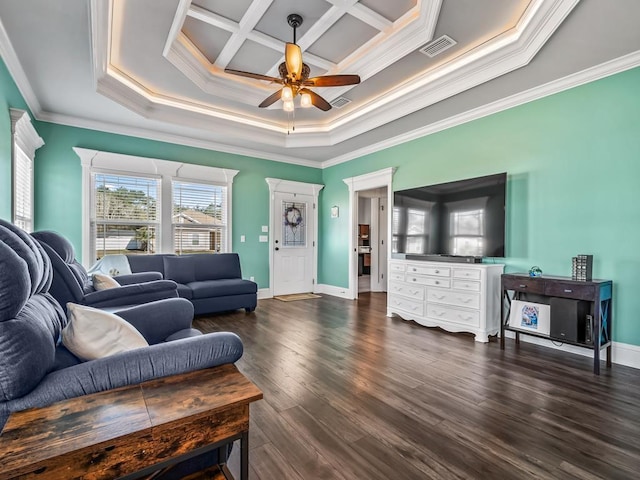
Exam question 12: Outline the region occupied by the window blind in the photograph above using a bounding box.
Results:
[13,146,32,232]
[92,173,159,260]
[172,181,227,254]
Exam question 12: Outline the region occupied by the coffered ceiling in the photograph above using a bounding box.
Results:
[1,0,639,166]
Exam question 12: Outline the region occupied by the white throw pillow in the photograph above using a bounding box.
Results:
[92,273,121,291]
[63,303,149,361]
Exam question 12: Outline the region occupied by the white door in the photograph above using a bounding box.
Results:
[273,192,315,296]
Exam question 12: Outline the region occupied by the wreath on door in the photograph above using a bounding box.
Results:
[284,206,303,227]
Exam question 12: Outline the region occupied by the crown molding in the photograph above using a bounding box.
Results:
[0,14,42,116]
[38,110,319,168]
[322,49,640,168]
[10,108,44,156]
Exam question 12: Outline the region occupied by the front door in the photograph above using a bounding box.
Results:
[273,192,315,296]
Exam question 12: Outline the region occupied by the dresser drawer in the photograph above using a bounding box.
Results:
[427,289,480,309]
[501,276,544,294]
[544,282,595,300]
[426,304,480,327]
[389,295,424,316]
[406,264,450,277]
[389,272,405,282]
[452,268,481,280]
[390,263,406,273]
[452,280,480,292]
[406,275,451,289]
[390,282,425,300]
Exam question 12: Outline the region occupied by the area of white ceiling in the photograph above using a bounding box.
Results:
[0,0,639,167]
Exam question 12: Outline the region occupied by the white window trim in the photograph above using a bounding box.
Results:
[75,148,238,267]
[10,109,44,232]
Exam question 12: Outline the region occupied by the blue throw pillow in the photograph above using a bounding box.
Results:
[163,256,196,284]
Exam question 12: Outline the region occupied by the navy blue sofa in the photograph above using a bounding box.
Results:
[0,220,245,477]
[31,230,179,312]
[126,253,258,315]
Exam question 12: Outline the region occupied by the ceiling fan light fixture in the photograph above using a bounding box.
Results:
[300,92,312,108]
[281,85,293,101]
[283,99,294,112]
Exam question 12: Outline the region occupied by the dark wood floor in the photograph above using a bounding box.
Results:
[194,293,640,480]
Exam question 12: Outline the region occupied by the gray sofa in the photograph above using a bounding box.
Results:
[126,253,258,315]
[0,219,244,477]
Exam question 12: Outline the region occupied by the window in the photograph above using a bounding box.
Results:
[78,148,238,266]
[92,173,159,260]
[10,109,44,232]
[173,181,227,254]
[450,209,484,256]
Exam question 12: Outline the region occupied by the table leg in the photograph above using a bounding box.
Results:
[241,431,249,480]
[594,314,602,375]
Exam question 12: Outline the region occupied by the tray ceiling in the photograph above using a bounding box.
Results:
[1,0,639,165]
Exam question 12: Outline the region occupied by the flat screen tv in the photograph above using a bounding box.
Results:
[392,172,506,260]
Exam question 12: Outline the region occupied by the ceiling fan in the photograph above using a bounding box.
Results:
[224,14,361,112]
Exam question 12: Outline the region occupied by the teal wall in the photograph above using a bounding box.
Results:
[319,66,640,346]
[33,122,322,288]
[0,58,31,220]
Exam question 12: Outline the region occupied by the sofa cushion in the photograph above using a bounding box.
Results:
[176,283,193,300]
[92,273,120,290]
[127,254,174,276]
[192,253,242,281]
[62,303,149,361]
[163,256,197,284]
[187,279,257,299]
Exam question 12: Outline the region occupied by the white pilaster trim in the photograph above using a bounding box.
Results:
[343,168,395,299]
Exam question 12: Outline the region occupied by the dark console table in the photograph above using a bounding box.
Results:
[500,273,612,374]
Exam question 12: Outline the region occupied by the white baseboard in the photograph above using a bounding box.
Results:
[503,331,640,370]
[257,288,272,300]
[315,284,353,300]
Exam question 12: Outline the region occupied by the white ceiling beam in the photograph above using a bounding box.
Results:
[349,3,393,32]
[187,5,239,34]
[214,0,274,69]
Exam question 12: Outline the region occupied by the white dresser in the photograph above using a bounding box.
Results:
[387,259,504,342]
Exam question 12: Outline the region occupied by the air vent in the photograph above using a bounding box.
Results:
[419,35,457,58]
[330,97,351,109]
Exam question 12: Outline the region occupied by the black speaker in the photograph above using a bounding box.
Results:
[550,298,590,343]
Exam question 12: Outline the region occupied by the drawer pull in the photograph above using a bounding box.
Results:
[458,298,472,304]
[413,278,417,282]
[564,289,573,293]
[412,268,417,272]
[519,284,527,288]
[435,269,440,274]
[457,314,473,321]
[433,310,446,317]
[432,294,445,300]
[410,289,419,295]
[435,280,440,285]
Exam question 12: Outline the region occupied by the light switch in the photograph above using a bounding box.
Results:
[240,235,245,242]
[259,235,268,242]
[262,225,269,232]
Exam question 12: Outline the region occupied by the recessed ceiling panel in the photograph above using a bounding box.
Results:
[192,0,252,23]
[254,0,331,43]
[307,14,379,64]
[359,0,417,22]
[182,17,232,64]
[227,39,283,74]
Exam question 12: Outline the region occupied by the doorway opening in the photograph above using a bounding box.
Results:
[357,187,388,295]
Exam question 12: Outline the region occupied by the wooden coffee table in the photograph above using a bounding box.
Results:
[0,364,262,480]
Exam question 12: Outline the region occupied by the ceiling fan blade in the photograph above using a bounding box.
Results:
[300,88,331,111]
[259,90,283,108]
[304,75,361,87]
[285,43,303,81]
[224,68,282,84]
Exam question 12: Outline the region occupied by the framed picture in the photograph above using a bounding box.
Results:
[508,300,550,336]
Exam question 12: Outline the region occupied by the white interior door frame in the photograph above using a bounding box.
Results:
[343,167,395,300]
[266,178,324,298]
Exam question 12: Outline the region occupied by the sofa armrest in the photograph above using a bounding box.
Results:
[114,271,163,285]
[2,333,243,426]
[82,280,178,308]
[115,298,195,344]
